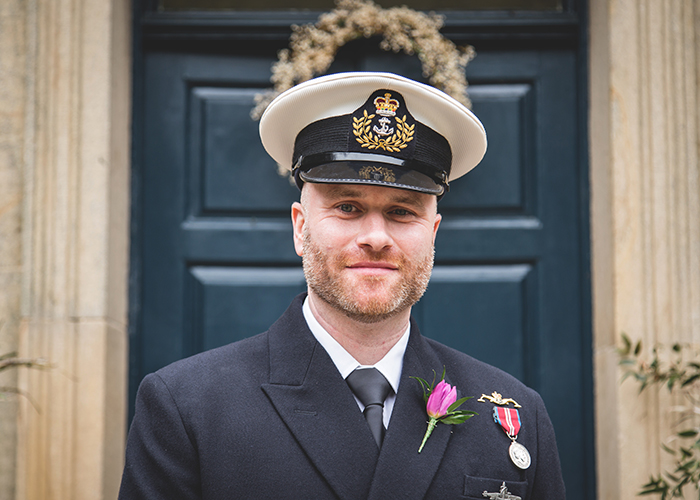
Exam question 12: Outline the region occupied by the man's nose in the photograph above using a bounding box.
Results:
[355,212,393,251]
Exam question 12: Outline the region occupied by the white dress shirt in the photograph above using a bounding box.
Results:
[302,297,410,428]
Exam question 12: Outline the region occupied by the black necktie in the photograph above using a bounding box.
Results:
[346,368,392,447]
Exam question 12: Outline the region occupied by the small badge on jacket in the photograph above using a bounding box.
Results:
[479,390,531,470]
[482,482,521,499]
[478,391,521,408]
[493,407,531,470]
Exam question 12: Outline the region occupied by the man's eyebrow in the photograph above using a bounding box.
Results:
[324,185,365,198]
[390,193,427,208]
[325,186,425,203]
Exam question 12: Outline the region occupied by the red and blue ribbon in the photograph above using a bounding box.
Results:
[493,407,521,439]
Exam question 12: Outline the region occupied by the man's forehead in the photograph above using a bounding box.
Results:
[307,183,434,208]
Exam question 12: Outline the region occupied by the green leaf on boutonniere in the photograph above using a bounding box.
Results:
[410,369,477,453]
[447,396,471,413]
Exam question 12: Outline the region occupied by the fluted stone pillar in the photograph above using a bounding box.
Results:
[0,2,30,498]
[590,0,700,498]
[14,0,131,499]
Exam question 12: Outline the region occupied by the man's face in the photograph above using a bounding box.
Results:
[292,183,442,323]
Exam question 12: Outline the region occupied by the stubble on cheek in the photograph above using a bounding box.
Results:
[301,225,434,324]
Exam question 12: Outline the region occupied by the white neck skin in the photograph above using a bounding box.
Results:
[305,290,411,366]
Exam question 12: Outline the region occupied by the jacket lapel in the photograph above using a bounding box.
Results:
[261,297,379,500]
[367,325,452,500]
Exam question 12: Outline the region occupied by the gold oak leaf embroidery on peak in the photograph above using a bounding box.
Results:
[353,112,414,153]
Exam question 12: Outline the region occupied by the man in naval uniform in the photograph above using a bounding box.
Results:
[118,72,566,499]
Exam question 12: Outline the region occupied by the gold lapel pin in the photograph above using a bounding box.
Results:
[477,391,521,408]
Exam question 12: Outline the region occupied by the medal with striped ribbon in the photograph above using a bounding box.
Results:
[493,407,531,470]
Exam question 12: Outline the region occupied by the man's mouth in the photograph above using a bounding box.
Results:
[347,261,399,272]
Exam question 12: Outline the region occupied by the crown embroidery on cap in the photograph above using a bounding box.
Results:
[374,93,400,116]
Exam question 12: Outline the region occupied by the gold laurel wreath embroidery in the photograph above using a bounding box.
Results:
[352,111,415,152]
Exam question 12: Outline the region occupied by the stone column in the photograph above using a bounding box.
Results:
[15,0,131,499]
[590,0,700,498]
[0,1,30,498]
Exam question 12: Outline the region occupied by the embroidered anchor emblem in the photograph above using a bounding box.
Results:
[373,117,394,136]
[483,482,521,500]
[478,391,521,408]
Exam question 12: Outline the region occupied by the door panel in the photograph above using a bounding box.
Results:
[416,265,533,382]
[135,43,590,498]
[443,84,533,211]
[187,267,306,352]
[190,87,299,215]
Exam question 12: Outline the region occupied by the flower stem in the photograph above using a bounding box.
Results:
[418,417,438,453]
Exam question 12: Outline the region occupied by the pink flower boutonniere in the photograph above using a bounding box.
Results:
[411,370,477,453]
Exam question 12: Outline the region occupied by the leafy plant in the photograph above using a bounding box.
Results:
[0,351,49,408]
[619,334,700,498]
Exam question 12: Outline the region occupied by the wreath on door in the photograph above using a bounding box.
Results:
[251,0,475,120]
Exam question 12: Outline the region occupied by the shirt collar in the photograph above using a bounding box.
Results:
[302,297,409,394]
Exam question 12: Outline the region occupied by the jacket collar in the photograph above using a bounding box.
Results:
[261,295,451,500]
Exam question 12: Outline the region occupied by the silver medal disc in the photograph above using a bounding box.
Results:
[508,441,531,470]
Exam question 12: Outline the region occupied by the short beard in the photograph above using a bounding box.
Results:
[301,227,434,323]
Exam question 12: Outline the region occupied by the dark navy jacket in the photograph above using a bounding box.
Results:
[119,294,566,499]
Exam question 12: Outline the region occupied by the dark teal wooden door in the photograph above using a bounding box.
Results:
[131,7,593,498]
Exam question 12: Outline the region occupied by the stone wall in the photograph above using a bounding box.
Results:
[0,1,28,498]
[590,0,700,498]
[6,0,132,499]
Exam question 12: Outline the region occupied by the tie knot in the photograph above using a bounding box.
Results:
[346,368,392,408]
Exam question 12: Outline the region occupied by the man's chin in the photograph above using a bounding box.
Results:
[340,304,407,324]
[337,294,412,323]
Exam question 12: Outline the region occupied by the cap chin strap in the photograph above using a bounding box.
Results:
[292,151,449,192]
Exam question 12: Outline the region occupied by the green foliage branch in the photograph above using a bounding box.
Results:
[619,334,700,499]
[0,351,50,409]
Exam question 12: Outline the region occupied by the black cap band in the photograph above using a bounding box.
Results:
[294,152,448,186]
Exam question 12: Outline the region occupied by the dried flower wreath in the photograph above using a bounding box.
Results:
[251,0,475,120]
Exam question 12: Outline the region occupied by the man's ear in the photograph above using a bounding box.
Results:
[291,201,305,257]
[432,212,442,245]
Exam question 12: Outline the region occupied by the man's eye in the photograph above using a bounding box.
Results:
[391,208,411,216]
[338,204,355,213]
